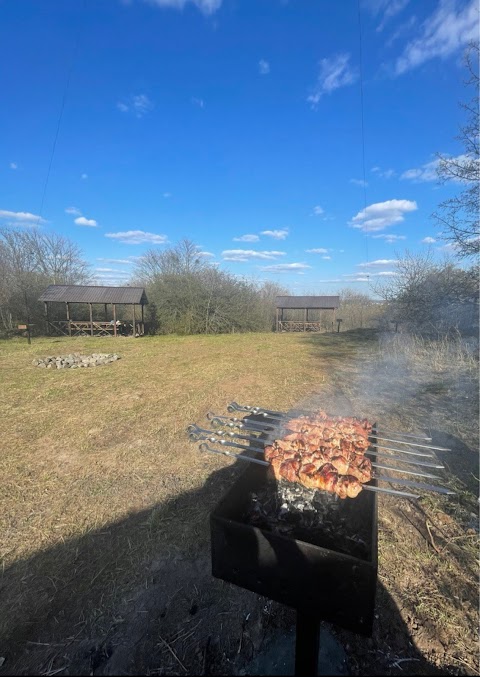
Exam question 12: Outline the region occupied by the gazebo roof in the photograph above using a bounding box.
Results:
[275,295,340,309]
[38,285,148,305]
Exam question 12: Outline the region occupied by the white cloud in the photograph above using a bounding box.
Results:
[65,206,82,216]
[141,0,222,14]
[422,236,437,244]
[371,166,396,179]
[233,234,260,242]
[350,178,368,187]
[401,154,475,183]
[222,249,286,262]
[357,259,397,268]
[350,198,417,232]
[95,267,129,273]
[260,262,312,273]
[306,248,329,254]
[97,258,136,264]
[401,159,438,182]
[344,271,398,280]
[105,230,168,244]
[163,192,172,198]
[372,233,407,243]
[312,205,324,216]
[81,173,88,180]
[192,97,205,108]
[261,228,289,240]
[0,209,45,226]
[258,59,270,75]
[74,216,98,227]
[307,53,357,108]
[364,0,410,32]
[198,251,215,257]
[395,0,478,75]
[10,162,18,170]
[322,256,331,260]
[117,94,153,118]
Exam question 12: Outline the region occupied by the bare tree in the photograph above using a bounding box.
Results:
[0,228,91,334]
[433,43,480,258]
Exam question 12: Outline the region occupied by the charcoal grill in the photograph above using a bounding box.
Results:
[188,402,454,676]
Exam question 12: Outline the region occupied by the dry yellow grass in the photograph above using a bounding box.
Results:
[0,330,478,675]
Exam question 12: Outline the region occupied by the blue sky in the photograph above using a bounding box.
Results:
[1,0,478,291]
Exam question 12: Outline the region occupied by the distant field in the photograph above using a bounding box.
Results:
[0,330,478,675]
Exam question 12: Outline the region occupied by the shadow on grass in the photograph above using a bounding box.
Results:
[1,451,456,676]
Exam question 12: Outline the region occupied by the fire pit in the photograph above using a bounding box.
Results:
[188,402,454,675]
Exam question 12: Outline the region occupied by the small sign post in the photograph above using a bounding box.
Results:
[336,318,343,333]
[18,324,33,344]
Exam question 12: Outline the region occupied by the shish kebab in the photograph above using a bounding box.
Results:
[227,402,434,442]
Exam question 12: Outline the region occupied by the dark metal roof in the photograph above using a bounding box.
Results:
[275,295,340,309]
[38,285,148,305]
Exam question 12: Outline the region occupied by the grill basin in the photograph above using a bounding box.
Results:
[211,462,378,636]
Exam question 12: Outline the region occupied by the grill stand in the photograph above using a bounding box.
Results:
[295,612,321,676]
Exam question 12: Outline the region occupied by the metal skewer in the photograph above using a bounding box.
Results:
[187,425,444,468]
[197,436,443,482]
[198,442,420,500]
[227,402,433,441]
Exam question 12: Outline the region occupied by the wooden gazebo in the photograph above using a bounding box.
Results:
[39,285,148,337]
[275,295,340,332]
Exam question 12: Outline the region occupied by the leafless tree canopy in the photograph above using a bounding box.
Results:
[433,43,480,258]
[131,239,288,334]
[373,250,478,335]
[0,228,91,334]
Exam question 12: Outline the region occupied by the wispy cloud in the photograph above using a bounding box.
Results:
[372,233,407,243]
[401,154,474,183]
[222,249,286,262]
[0,209,45,226]
[322,256,331,260]
[81,173,88,180]
[349,199,417,232]
[401,159,438,182]
[95,267,129,273]
[65,206,82,216]
[371,166,396,179]
[191,97,205,108]
[97,257,137,264]
[306,248,329,254]
[395,0,478,75]
[117,94,154,118]
[105,230,168,244]
[422,236,436,244]
[75,216,98,227]
[260,262,311,273]
[312,205,324,216]
[350,178,368,187]
[141,0,222,14]
[307,53,357,108]
[198,251,215,257]
[258,59,270,75]
[163,192,172,198]
[9,162,18,170]
[233,234,260,242]
[363,0,410,32]
[357,259,397,268]
[261,228,289,240]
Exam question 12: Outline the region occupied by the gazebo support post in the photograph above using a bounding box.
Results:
[89,303,94,336]
[66,302,72,337]
[113,304,117,337]
[304,307,308,331]
[141,303,144,335]
[132,304,136,337]
[44,301,49,335]
[276,307,279,332]
[104,303,108,322]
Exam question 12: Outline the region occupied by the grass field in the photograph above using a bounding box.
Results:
[0,330,478,675]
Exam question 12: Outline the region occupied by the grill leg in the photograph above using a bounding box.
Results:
[295,611,321,677]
